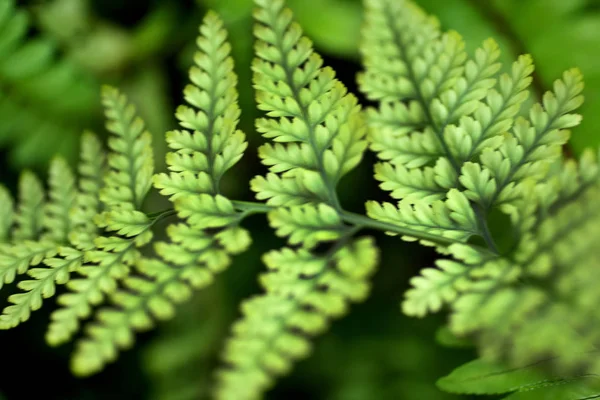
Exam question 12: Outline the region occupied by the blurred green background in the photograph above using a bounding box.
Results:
[1,0,599,399]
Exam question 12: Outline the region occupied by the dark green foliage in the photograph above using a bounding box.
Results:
[0,0,599,399]
[0,0,99,166]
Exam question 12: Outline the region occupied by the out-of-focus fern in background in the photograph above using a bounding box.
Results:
[0,0,598,399]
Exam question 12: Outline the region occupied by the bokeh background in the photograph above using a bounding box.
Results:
[1,0,599,399]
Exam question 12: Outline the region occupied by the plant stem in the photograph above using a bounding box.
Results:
[151,200,468,247]
[231,200,459,247]
[339,211,457,246]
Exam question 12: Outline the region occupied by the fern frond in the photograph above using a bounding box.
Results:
[269,204,345,248]
[365,189,479,243]
[154,11,247,200]
[0,131,106,328]
[63,12,253,376]
[482,69,584,210]
[43,157,77,243]
[0,186,14,243]
[406,151,600,374]
[71,220,251,376]
[0,247,82,329]
[70,255,210,376]
[100,86,154,210]
[214,2,376,396]
[357,0,540,249]
[46,87,155,346]
[46,229,153,346]
[216,237,378,400]
[69,131,106,250]
[12,171,45,241]
[0,240,57,290]
[250,0,367,207]
[251,173,316,206]
[360,0,599,383]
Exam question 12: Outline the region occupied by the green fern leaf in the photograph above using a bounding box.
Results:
[175,194,239,229]
[46,88,155,346]
[365,189,478,243]
[0,247,82,329]
[13,171,45,241]
[216,237,378,400]
[65,11,253,376]
[69,131,106,250]
[46,231,152,346]
[100,86,154,210]
[250,0,367,207]
[70,256,210,376]
[154,11,247,199]
[268,204,345,248]
[0,240,57,290]
[0,185,14,243]
[251,173,318,206]
[43,157,77,243]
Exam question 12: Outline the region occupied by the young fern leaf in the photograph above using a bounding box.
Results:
[359,0,599,388]
[69,131,106,250]
[0,156,79,328]
[45,88,153,349]
[100,86,154,211]
[154,10,247,200]
[249,0,367,208]
[69,12,252,376]
[43,157,78,243]
[217,236,378,400]
[0,186,13,243]
[0,132,108,330]
[13,171,45,241]
[215,1,373,398]
[0,172,56,291]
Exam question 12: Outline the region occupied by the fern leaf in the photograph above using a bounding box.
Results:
[46,231,152,346]
[402,243,494,317]
[486,69,584,209]
[0,133,106,330]
[46,89,155,346]
[437,154,600,373]
[0,241,57,290]
[369,128,443,169]
[70,257,203,376]
[251,0,367,207]
[71,221,251,376]
[43,157,77,243]
[358,0,542,252]
[365,189,478,243]
[62,12,253,376]
[0,185,14,243]
[154,11,247,199]
[0,247,82,329]
[251,173,319,207]
[13,171,45,240]
[374,162,446,203]
[70,131,106,250]
[268,204,346,248]
[100,86,154,210]
[216,237,378,400]
[175,194,239,229]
